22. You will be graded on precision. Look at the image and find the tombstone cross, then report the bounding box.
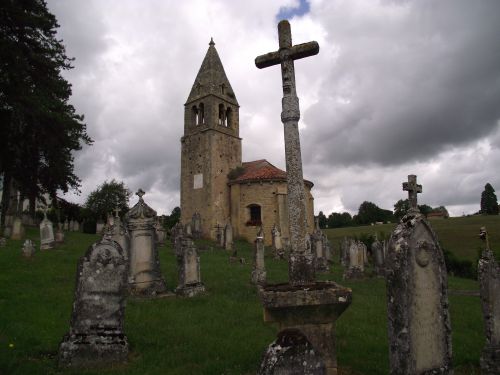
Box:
[136,189,145,200]
[403,175,422,212]
[255,20,319,285]
[113,207,121,218]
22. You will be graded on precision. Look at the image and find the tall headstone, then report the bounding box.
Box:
[224,223,233,251]
[478,227,500,374]
[96,220,105,234]
[21,239,36,258]
[125,189,168,296]
[40,211,55,250]
[55,223,65,244]
[371,239,385,276]
[58,237,129,368]
[312,219,329,272]
[64,219,69,231]
[175,233,205,297]
[11,216,25,240]
[192,212,202,239]
[343,241,365,280]
[109,208,130,261]
[386,175,452,374]
[217,223,225,248]
[155,217,166,246]
[255,20,351,375]
[340,237,350,267]
[251,227,267,285]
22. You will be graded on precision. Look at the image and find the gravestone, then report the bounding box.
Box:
[216,223,225,247]
[58,237,129,368]
[312,220,329,272]
[109,208,130,261]
[478,227,500,374]
[55,223,65,244]
[371,239,385,276]
[340,237,350,267]
[40,212,55,250]
[155,218,166,246]
[192,212,202,239]
[96,220,105,234]
[125,189,168,296]
[21,239,36,258]
[271,224,285,259]
[224,223,233,251]
[0,237,6,248]
[64,219,69,231]
[386,175,452,374]
[323,233,333,263]
[11,216,25,240]
[343,240,365,280]
[255,21,352,375]
[251,227,267,285]
[175,233,205,297]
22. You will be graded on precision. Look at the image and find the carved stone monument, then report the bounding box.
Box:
[175,233,205,297]
[478,227,500,374]
[371,238,385,276]
[58,237,129,368]
[40,211,55,250]
[155,217,166,246]
[109,208,130,260]
[386,175,452,374]
[21,239,36,258]
[271,224,285,259]
[255,20,351,375]
[343,241,365,280]
[251,227,267,285]
[125,189,168,296]
[312,219,329,272]
[224,223,233,251]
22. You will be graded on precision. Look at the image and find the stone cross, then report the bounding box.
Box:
[255,20,319,286]
[403,174,422,212]
[114,207,121,218]
[136,189,145,200]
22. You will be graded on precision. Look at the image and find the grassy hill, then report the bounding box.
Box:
[0,218,490,374]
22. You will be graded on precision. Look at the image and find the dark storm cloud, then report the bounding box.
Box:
[302,0,500,167]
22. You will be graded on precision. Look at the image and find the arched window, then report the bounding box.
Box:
[246,204,262,226]
[225,108,232,128]
[192,105,198,126]
[218,104,225,126]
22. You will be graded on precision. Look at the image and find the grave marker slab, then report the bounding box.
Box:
[21,239,36,258]
[40,212,55,250]
[175,233,205,297]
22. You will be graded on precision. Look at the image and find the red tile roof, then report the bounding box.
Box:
[229,159,313,187]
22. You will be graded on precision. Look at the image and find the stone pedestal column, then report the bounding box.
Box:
[252,228,267,285]
[125,190,168,297]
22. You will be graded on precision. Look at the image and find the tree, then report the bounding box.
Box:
[0,0,92,226]
[85,180,131,221]
[327,212,352,228]
[394,199,433,219]
[317,211,327,228]
[355,201,394,225]
[480,183,499,215]
[164,207,181,229]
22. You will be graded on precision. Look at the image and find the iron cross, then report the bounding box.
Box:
[403,175,422,211]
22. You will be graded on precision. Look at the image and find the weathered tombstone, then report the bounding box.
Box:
[64,219,69,231]
[21,239,36,258]
[217,223,225,247]
[386,175,452,374]
[478,227,500,374]
[323,232,333,263]
[0,237,6,248]
[185,222,193,237]
[271,224,285,259]
[340,237,350,267]
[40,211,55,250]
[55,223,65,244]
[312,220,329,272]
[175,233,205,297]
[360,241,368,265]
[155,217,166,246]
[343,241,365,280]
[255,21,352,375]
[58,237,129,368]
[96,220,105,234]
[371,239,385,276]
[192,212,202,239]
[224,223,233,251]
[109,208,129,260]
[11,216,25,240]
[125,189,168,296]
[251,227,267,285]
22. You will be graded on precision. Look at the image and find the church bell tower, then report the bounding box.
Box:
[180,38,241,239]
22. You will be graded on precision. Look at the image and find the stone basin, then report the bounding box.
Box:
[260,281,352,325]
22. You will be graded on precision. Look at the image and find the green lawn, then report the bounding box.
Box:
[0,216,489,374]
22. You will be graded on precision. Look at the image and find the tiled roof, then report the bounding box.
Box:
[229,159,313,187]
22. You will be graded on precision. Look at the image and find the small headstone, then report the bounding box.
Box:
[125,189,168,296]
[343,240,365,279]
[11,216,25,240]
[0,237,6,248]
[155,218,166,246]
[96,220,105,234]
[386,175,452,374]
[251,227,266,285]
[371,239,385,276]
[63,219,69,231]
[40,212,55,250]
[224,223,233,251]
[55,223,65,244]
[478,227,500,374]
[271,224,285,259]
[175,233,205,297]
[21,239,36,258]
[58,237,129,368]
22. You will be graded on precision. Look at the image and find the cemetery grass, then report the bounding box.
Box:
[0,223,486,375]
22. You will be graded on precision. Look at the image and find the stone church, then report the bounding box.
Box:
[180,39,314,245]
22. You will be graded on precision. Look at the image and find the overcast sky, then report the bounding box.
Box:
[46,0,500,217]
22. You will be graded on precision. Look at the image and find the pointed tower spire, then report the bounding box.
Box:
[186,39,238,105]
